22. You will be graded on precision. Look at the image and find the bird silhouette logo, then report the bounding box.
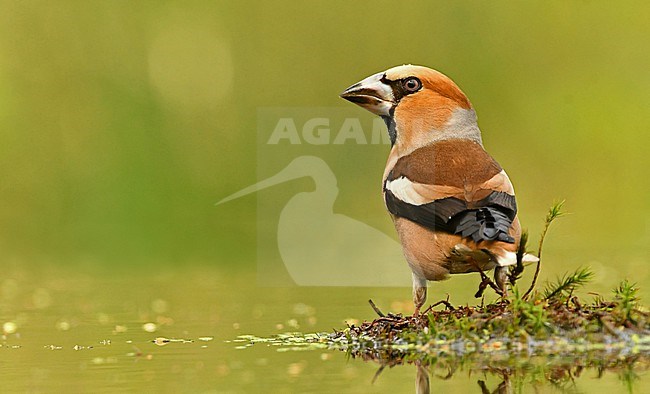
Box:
[217,155,409,286]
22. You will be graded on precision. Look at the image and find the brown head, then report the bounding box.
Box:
[340,65,481,155]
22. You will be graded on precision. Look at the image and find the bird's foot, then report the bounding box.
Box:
[474,270,504,298]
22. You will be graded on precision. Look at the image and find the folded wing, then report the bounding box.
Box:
[384,140,517,244]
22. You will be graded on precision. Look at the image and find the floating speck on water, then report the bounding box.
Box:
[232,322,240,330]
[198,336,214,342]
[153,337,193,346]
[142,322,157,333]
[3,321,17,334]
[320,353,331,361]
[99,339,111,346]
[307,316,317,326]
[44,345,62,350]
[153,337,170,346]
[234,345,248,350]
[275,323,284,330]
[73,344,84,351]
[201,345,208,348]
[126,340,132,344]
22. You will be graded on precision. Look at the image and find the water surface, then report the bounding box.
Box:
[1,263,647,393]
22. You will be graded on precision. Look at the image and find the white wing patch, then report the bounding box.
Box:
[385,177,429,206]
[386,170,514,208]
[385,177,464,206]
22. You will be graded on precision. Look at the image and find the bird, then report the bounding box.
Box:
[217,155,409,287]
[340,65,538,314]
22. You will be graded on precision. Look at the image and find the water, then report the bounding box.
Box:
[0,264,646,393]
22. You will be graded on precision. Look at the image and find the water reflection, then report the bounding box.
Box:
[415,362,430,394]
[358,348,648,393]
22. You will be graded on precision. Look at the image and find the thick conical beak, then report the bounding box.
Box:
[339,72,394,116]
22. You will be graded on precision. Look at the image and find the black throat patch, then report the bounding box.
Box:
[381,113,397,146]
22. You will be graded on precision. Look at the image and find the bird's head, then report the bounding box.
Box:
[340,65,481,154]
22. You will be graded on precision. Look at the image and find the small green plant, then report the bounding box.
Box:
[510,287,548,334]
[613,279,639,323]
[543,267,594,301]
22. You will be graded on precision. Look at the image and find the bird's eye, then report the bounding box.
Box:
[402,77,422,93]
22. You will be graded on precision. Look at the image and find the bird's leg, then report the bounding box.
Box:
[412,272,427,316]
[494,266,509,297]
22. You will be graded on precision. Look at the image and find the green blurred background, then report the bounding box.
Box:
[0,1,648,293]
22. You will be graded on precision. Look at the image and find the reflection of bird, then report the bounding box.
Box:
[415,362,430,394]
[217,155,408,286]
[341,65,537,314]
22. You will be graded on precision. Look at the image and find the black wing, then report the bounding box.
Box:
[384,189,517,243]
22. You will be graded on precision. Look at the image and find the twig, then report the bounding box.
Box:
[523,200,565,300]
[372,317,400,324]
[368,299,386,317]
[422,296,455,314]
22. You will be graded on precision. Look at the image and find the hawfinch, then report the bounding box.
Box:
[341,65,534,314]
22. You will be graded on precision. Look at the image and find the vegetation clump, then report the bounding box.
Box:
[334,272,647,350]
[331,202,649,353]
